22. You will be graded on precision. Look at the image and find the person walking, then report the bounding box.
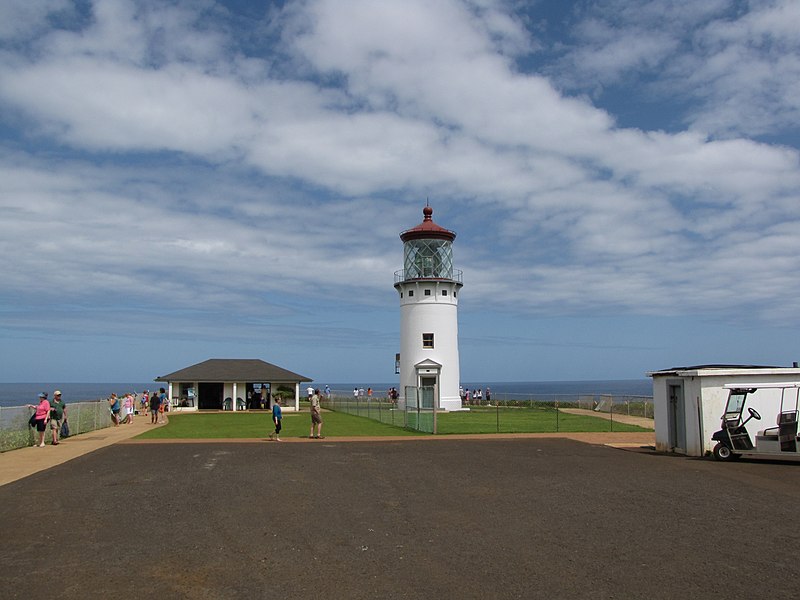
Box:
[309,389,324,439]
[49,391,67,445]
[28,392,50,447]
[149,392,161,424]
[158,388,168,423]
[270,397,282,441]
[122,393,134,424]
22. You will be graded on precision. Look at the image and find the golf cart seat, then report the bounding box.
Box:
[758,411,798,439]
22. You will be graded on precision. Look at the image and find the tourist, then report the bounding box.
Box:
[307,386,314,400]
[108,393,121,426]
[122,393,134,424]
[140,391,149,413]
[158,388,168,423]
[149,392,161,424]
[353,387,358,399]
[309,389,324,439]
[324,385,331,400]
[270,397,282,441]
[486,387,492,405]
[50,391,67,445]
[28,392,50,447]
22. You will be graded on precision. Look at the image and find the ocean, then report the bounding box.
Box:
[0,379,652,408]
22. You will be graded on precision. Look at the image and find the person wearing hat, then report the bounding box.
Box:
[309,389,324,439]
[50,391,67,445]
[27,393,50,447]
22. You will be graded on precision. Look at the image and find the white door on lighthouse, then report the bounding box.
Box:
[420,376,437,409]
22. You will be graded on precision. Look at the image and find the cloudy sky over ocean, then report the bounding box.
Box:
[1,0,799,383]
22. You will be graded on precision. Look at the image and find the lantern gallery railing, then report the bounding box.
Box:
[394,268,463,284]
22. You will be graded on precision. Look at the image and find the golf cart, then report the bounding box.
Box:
[711,382,800,461]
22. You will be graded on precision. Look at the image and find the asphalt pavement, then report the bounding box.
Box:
[2,433,800,599]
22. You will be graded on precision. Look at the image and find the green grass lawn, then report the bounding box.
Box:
[135,406,651,440]
[436,406,651,434]
[135,411,424,440]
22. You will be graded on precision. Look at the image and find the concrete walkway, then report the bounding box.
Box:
[0,413,165,487]
[0,414,655,487]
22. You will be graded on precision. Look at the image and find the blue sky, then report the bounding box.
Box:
[1,0,799,384]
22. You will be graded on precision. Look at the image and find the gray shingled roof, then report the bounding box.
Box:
[155,359,311,383]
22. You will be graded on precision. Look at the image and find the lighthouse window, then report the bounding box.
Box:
[422,333,434,349]
[408,290,414,297]
[424,289,431,296]
[442,290,448,296]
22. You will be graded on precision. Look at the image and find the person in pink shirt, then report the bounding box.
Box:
[27,392,50,447]
[122,394,134,424]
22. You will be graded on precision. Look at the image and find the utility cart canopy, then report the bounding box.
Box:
[723,382,800,389]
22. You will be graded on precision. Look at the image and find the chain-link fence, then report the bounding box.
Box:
[320,395,407,428]
[323,390,654,434]
[0,401,115,452]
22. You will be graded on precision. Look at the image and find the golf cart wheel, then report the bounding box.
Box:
[713,442,733,461]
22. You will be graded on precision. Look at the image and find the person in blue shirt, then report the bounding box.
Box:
[270,397,282,441]
[109,393,121,427]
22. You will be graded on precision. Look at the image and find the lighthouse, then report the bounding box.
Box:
[394,205,463,412]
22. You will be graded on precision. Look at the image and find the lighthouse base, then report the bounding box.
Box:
[439,396,465,412]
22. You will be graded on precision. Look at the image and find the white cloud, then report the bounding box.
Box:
[556,0,800,140]
[1,0,800,357]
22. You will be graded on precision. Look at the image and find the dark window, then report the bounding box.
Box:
[442,289,448,296]
[408,290,414,297]
[424,289,431,296]
[422,333,434,348]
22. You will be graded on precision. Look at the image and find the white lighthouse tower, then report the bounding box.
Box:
[394,205,463,412]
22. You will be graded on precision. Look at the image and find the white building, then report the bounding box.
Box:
[648,364,800,456]
[394,205,463,412]
[155,358,312,412]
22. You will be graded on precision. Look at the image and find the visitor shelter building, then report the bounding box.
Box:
[155,358,312,412]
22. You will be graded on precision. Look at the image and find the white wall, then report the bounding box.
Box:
[397,280,461,411]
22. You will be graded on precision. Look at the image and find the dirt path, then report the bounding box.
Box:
[559,407,654,428]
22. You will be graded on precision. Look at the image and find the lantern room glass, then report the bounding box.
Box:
[403,238,454,279]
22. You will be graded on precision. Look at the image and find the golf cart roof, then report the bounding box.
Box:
[723,382,800,390]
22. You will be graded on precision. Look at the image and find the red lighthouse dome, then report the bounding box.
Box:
[399,205,456,243]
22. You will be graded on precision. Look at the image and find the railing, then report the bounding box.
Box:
[394,269,463,284]
[0,401,115,452]
[322,391,654,434]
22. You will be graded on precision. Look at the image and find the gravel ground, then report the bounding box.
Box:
[1,438,799,599]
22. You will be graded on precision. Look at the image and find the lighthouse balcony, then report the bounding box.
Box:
[394,268,463,284]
